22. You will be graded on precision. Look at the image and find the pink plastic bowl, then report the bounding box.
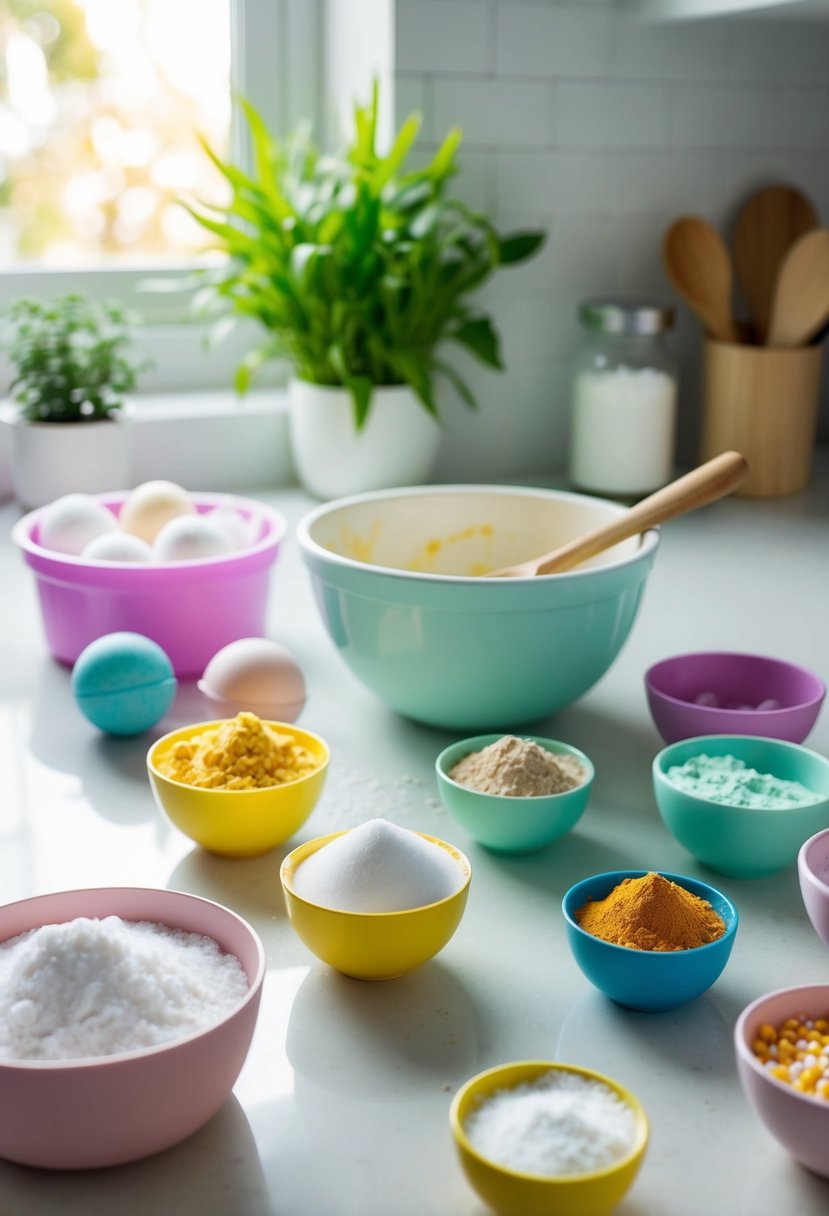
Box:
[798,828,829,950]
[645,651,825,745]
[0,887,265,1170]
[12,492,286,677]
[735,984,829,1178]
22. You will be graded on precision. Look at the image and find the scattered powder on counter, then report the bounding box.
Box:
[292,818,464,913]
[0,916,248,1061]
[464,1070,636,1177]
[576,872,725,952]
[158,711,318,790]
[449,735,585,797]
[666,753,822,809]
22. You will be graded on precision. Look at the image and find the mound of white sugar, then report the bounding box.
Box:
[465,1070,636,1177]
[293,818,464,913]
[0,915,248,1061]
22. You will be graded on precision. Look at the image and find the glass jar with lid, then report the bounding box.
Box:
[569,298,678,497]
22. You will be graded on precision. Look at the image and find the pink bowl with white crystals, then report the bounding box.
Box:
[735,983,829,1178]
[12,492,286,677]
[0,887,265,1170]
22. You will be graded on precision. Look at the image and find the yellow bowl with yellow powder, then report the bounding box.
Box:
[562,870,738,1012]
[147,717,330,857]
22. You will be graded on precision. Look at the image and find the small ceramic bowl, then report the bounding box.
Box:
[653,735,829,878]
[435,735,594,854]
[450,1061,649,1216]
[645,651,825,744]
[147,720,330,857]
[0,886,265,1170]
[735,984,829,1179]
[798,827,829,949]
[280,830,471,980]
[562,870,738,1012]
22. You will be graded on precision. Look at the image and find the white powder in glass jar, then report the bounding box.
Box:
[0,915,248,1061]
[465,1069,636,1177]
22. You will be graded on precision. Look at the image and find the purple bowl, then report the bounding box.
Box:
[645,651,825,745]
[12,493,286,678]
[798,827,829,949]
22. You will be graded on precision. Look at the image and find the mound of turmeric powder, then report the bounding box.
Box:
[576,872,725,952]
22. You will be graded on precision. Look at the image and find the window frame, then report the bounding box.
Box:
[0,0,322,384]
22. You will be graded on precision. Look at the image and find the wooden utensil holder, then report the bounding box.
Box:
[701,338,823,498]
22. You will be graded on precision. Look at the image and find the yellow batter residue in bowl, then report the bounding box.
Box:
[158,712,319,790]
[407,524,495,573]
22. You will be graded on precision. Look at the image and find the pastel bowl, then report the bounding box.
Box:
[435,735,594,854]
[653,735,829,878]
[562,870,738,1012]
[280,830,471,980]
[147,720,330,858]
[450,1061,649,1216]
[296,485,659,730]
[12,492,286,677]
[645,651,825,744]
[798,828,829,949]
[0,886,264,1170]
[735,984,829,1178]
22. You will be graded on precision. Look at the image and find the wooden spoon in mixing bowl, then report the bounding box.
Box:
[488,451,749,578]
[663,217,740,344]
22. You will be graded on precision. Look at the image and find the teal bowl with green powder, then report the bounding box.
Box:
[653,735,829,878]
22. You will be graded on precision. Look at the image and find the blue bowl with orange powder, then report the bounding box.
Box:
[562,870,738,1012]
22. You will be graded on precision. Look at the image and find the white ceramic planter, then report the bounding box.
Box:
[8,407,134,509]
[288,380,441,500]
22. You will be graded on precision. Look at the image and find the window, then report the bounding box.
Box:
[0,0,318,385]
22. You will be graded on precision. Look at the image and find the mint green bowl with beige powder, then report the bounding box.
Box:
[296,486,659,731]
[436,735,594,853]
[654,735,829,878]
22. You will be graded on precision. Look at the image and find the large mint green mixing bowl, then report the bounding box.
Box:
[296,486,660,730]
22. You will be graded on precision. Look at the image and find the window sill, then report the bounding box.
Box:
[0,389,295,503]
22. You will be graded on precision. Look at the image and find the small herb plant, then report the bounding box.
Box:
[186,84,544,428]
[2,294,150,423]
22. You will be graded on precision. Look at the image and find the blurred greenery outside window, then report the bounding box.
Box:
[0,0,306,387]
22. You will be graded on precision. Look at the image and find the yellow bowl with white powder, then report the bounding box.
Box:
[436,735,594,854]
[148,717,329,857]
[280,829,472,980]
[450,1061,649,1216]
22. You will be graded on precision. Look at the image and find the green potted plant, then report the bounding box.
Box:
[186,85,544,498]
[1,293,150,509]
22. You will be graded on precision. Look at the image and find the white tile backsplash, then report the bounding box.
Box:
[394,1,829,479]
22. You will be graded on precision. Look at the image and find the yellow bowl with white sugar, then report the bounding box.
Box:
[436,735,594,853]
[280,830,472,979]
[450,1062,649,1216]
[148,718,330,857]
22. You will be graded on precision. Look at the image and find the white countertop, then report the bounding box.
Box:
[1,461,829,1216]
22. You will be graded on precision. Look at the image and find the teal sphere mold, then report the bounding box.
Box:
[72,632,177,736]
[436,735,594,853]
[653,735,829,878]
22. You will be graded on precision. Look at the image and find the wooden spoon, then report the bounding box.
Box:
[663,217,740,344]
[488,451,749,578]
[766,228,829,349]
[733,185,818,342]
